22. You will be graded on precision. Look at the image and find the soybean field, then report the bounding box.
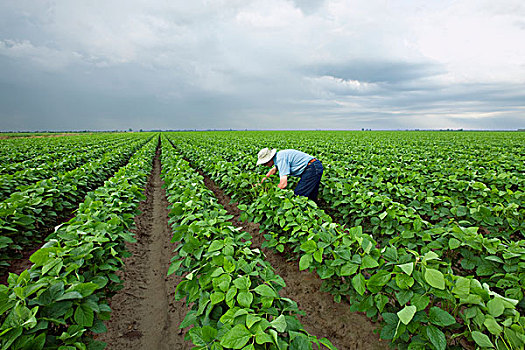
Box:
[0,131,523,350]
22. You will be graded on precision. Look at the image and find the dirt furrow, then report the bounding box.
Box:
[100,146,192,350]
[195,169,387,350]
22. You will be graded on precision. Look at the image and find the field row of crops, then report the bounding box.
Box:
[1,131,523,349]
[160,137,336,349]
[165,131,525,350]
[0,134,134,174]
[1,134,339,349]
[0,133,155,273]
[0,135,140,201]
[1,134,157,349]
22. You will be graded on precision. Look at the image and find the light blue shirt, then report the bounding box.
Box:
[274,149,315,177]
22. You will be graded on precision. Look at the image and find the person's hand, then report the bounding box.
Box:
[260,176,267,184]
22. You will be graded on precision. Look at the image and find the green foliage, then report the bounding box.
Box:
[160,138,332,349]
[0,134,137,201]
[0,133,155,272]
[0,135,157,349]
[164,131,525,350]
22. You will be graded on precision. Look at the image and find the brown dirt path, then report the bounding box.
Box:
[197,171,387,350]
[99,146,192,350]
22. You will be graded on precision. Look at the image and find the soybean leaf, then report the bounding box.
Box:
[74,303,94,327]
[452,276,470,297]
[319,337,337,350]
[91,276,108,289]
[0,327,22,350]
[270,315,287,333]
[340,263,359,276]
[395,274,414,290]
[367,271,391,293]
[91,319,107,334]
[208,240,224,252]
[216,274,232,292]
[56,291,83,301]
[374,294,389,313]
[397,305,416,325]
[300,240,317,254]
[202,325,218,343]
[471,331,494,348]
[411,294,430,311]
[382,313,398,325]
[233,277,251,290]
[255,333,273,345]
[352,274,366,296]
[424,268,445,290]
[397,262,414,276]
[448,238,461,249]
[429,307,456,327]
[226,286,238,305]
[254,284,278,298]
[483,316,503,336]
[290,333,311,350]
[361,255,379,269]
[167,260,182,276]
[487,298,504,318]
[210,292,225,305]
[313,249,323,263]
[395,290,414,306]
[246,315,261,329]
[237,291,253,308]
[190,327,207,346]
[220,324,252,349]
[426,325,446,350]
[299,254,312,271]
[423,251,440,262]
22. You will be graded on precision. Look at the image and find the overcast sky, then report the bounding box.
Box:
[1,0,524,131]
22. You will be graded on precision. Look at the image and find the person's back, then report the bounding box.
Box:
[273,149,315,177]
[257,148,323,201]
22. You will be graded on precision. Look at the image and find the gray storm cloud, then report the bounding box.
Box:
[0,0,524,131]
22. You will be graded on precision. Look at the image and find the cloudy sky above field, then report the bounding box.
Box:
[0,0,524,131]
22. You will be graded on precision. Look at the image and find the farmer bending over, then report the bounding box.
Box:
[257,148,323,201]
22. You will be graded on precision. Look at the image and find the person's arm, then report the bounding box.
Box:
[278,175,288,189]
[261,167,277,183]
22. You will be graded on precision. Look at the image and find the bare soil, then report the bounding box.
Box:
[99,146,192,349]
[198,171,387,350]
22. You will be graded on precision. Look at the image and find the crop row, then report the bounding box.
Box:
[319,162,523,237]
[160,137,336,350]
[165,133,525,350]
[187,131,524,191]
[167,133,525,309]
[0,135,157,349]
[0,133,135,175]
[0,134,153,273]
[0,136,143,202]
[173,132,524,242]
